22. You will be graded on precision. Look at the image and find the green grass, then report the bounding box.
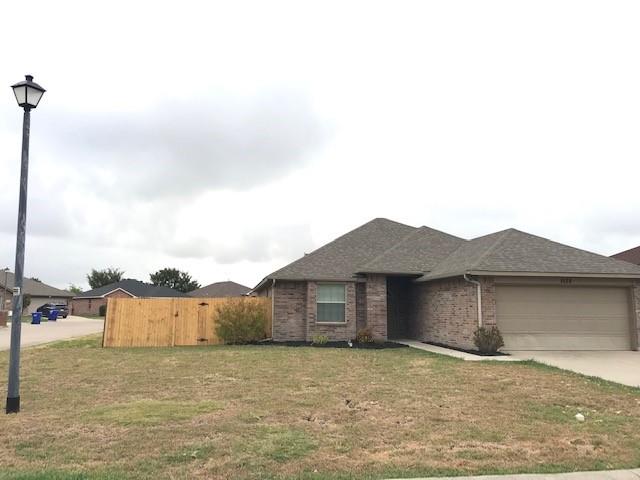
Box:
[1,335,639,480]
[20,316,48,323]
[85,400,223,426]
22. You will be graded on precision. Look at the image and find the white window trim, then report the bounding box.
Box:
[316,283,347,324]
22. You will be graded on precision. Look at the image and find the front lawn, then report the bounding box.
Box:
[1,336,639,480]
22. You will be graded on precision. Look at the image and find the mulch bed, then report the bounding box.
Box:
[259,340,408,349]
[423,341,509,357]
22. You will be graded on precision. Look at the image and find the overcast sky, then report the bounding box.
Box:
[0,1,639,291]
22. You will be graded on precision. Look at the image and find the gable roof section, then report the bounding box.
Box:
[420,229,640,280]
[358,226,466,274]
[0,272,74,298]
[612,245,640,265]
[188,281,251,297]
[263,218,417,282]
[74,279,188,298]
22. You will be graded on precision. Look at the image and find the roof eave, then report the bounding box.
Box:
[467,270,640,279]
[356,270,424,276]
[417,270,640,282]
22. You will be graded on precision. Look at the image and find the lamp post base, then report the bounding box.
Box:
[6,396,20,414]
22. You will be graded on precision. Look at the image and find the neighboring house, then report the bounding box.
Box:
[72,279,187,315]
[612,246,640,266]
[0,271,74,315]
[188,281,251,298]
[253,218,640,352]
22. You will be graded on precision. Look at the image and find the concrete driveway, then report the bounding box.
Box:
[509,350,640,388]
[0,316,104,351]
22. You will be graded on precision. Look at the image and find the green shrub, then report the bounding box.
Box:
[473,326,504,354]
[215,299,268,344]
[355,327,375,344]
[98,304,107,317]
[311,334,329,345]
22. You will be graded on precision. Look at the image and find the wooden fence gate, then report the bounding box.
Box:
[102,297,272,347]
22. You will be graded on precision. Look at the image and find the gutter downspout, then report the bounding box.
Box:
[463,274,483,328]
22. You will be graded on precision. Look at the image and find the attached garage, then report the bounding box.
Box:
[497,285,633,351]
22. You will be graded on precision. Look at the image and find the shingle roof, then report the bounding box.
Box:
[74,279,187,298]
[263,218,418,282]
[188,281,250,298]
[0,272,74,298]
[358,226,465,274]
[420,229,640,280]
[256,220,640,290]
[611,245,640,265]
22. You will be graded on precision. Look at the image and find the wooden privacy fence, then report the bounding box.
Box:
[102,297,272,347]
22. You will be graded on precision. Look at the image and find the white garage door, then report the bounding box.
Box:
[496,286,631,351]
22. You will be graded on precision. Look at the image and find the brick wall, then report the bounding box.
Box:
[272,281,307,341]
[72,290,133,316]
[306,282,357,341]
[409,277,495,350]
[271,280,360,342]
[365,274,387,340]
[356,283,367,331]
[480,277,497,327]
[633,282,640,351]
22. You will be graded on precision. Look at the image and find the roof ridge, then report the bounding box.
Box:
[418,225,467,242]
[359,228,424,270]
[268,218,416,277]
[612,245,640,256]
[467,229,515,271]
[506,229,636,262]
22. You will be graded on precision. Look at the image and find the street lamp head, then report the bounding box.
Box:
[11,75,45,110]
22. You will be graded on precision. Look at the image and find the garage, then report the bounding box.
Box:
[497,285,632,351]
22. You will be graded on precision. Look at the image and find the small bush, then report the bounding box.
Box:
[215,299,268,344]
[98,304,107,317]
[355,327,375,344]
[311,334,329,345]
[473,326,504,354]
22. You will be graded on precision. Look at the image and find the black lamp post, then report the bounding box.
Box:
[6,75,45,414]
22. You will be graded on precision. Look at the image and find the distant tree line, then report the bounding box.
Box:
[82,267,200,293]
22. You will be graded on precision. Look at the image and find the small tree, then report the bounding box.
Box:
[150,268,200,293]
[23,294,31,310]
[87,268,124,289]
[68,284,83,295]
[215,299,268,344]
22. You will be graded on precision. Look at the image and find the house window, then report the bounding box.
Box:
[317,284,346,323]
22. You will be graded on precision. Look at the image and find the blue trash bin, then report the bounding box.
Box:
[31,312,42,324]
[48,309,58,321]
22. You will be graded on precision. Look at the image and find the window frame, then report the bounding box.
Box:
[316,282,347,324]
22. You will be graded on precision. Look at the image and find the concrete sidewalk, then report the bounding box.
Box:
[389,468,640,479]
[0,316,104,351]
[396,339,520,362]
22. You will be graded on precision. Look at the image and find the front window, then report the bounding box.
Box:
[317,284,346,323]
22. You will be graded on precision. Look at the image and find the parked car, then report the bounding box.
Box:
[36,303,69,318]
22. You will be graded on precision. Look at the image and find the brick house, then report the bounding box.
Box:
[0,271,74,315]
[72,279,186,315]
[253,218,640,351]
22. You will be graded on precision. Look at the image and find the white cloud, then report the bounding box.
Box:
[0,0,638,290]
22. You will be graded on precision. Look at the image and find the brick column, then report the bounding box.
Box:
[305,282,317,341]
[480,277,497,327]
[366,274,387,340]
[632,282,640,351]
